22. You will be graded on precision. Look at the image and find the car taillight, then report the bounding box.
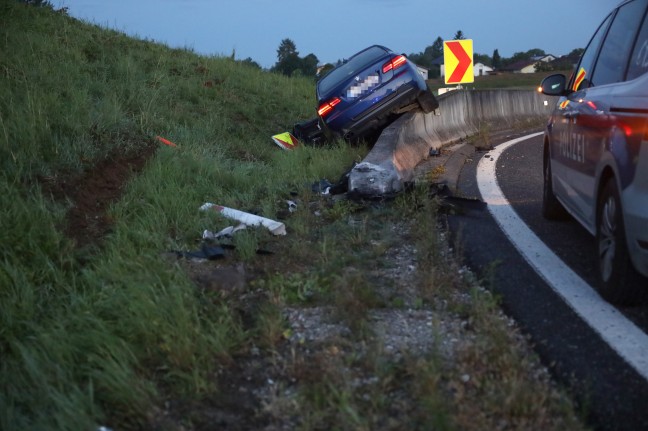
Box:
[318,97,341,117]
[382,55,407,74]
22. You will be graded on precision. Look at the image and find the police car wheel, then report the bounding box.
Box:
[596,179,646,306]
[542,154,568,220]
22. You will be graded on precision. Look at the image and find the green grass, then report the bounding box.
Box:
[1,2,588,430]
[0,1,354,429]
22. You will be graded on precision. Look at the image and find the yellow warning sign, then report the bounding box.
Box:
[443,39,474,85]
[271,132,299,150]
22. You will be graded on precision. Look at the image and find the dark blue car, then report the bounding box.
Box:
[316,45,438,141]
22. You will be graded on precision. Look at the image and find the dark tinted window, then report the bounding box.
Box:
[572,13,612,91]
[318,46,388,96]
[628,6,648,80]
[591,0,648,86]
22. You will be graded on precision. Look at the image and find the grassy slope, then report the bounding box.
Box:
[0,2,361,429]
[1,2,588,430]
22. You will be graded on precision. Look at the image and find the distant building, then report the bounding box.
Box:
[439,61,493,78]
[434,53,556,76]
[503,60,539,73]
[474,62,493,76]
[548,54,581,71]
[433,56,493,78]
[501,54,557,74]
[531,54,557,63]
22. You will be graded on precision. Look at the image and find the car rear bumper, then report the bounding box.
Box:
[326,82,421,140]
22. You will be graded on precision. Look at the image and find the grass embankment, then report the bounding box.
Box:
[1,2,588,430]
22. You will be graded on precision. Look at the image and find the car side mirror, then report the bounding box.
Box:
[538,74,569,96]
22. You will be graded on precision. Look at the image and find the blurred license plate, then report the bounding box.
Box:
[347,74,380,99]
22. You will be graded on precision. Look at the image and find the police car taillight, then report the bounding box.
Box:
[621,123,633,137]
[318,97,341,118]
[382,55,407,74]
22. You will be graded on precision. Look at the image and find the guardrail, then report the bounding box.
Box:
[348,89,560,197]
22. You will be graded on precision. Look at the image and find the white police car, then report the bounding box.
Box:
[539,0,648,305]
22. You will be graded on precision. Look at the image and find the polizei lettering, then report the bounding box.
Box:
[559,131,585,163]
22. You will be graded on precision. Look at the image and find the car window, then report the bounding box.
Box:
[627,5,648,80]
[591,0,648,86]
[572,13,613,91]
[318,46,388,96]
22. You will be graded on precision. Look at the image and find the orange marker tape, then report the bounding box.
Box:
[155,136,177,147]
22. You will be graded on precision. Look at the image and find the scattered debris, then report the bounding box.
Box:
[174,244,226,260]
[271,132,299,150]
[292,117,324,144]
[200,203,286,236]
[429,147,441,157]
[311,179,332,195]
[155,135,177,147]
[203,224,247,240]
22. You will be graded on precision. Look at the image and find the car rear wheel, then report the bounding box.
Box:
[417,90,439,114]
[596,179,646,306]
[542,154,568,220]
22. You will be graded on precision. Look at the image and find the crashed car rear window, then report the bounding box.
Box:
[318,46,388,95]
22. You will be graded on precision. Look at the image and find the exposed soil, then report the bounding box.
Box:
[41,142,157,250]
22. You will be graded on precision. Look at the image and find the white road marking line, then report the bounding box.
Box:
[476,132,648,382]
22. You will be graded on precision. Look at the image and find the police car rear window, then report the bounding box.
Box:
[591,0,647,86]
[628,6,648,80]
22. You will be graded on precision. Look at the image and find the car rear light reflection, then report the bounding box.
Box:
[318,97,341,117]
[382,55,407,74]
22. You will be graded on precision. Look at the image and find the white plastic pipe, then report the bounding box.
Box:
[200,203,286,236]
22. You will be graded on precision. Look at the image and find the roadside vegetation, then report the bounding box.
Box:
[1,1,588,430]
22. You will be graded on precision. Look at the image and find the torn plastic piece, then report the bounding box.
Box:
[176,244,226,260]
[203,223,247,240]
[286,200,297,213]
[429,147,441,157]
[156,135,177,147]
[329,163,355,195]
[194,241,273,256]
[272,132,299,150]
[311,179,332,195]
[200,203,286,236]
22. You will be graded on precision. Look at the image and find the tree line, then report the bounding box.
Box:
[265,32,584,79]
[406,31,584,78]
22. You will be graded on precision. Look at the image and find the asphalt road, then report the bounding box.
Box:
[447,131,648,431]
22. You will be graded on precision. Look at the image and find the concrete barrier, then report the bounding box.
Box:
[348,89,559,197]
